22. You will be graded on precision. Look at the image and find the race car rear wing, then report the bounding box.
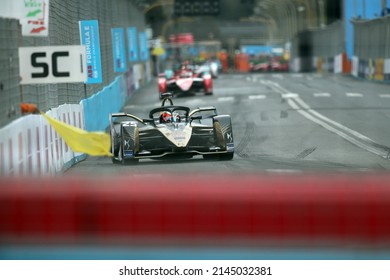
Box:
[189,106,218,117]
[109,113,153,125]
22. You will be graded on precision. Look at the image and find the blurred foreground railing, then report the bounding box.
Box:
[1,173,390,259]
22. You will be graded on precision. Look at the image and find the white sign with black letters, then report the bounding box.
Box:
[19,45,86,84]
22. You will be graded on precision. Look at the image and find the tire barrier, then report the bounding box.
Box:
[1,173,390,248]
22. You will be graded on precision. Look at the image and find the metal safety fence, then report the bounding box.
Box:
[290,21,345,72]
[353,16,390,60]
[352,16,390,81]
[0,18,21,128]
[0,0,147,128]
[290,15,390,81]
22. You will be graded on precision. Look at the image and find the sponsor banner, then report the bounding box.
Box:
[139,31,149,61]
[0,0,19,18]
[111,28,127,72]
[374,58,384,81]
[79,20,103,84]
[352,56,359,77]
[384,58,390,81]
[127,27,139,62]
[19,0,50,36]
[18,45,86,84]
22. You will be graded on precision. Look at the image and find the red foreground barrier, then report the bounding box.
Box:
[1,173,390,246]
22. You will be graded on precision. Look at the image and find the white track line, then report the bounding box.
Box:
[313,93,331,97]
[346,92,363,97]
[217,97,234,102]
[248,95,266,100]
[282,93,299,98]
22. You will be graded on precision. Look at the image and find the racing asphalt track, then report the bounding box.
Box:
[65,72,390,176]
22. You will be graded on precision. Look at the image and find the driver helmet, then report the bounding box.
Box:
[160,111,173,123]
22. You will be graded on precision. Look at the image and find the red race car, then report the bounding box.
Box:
[158,63,213,99]
[270,57,289,72]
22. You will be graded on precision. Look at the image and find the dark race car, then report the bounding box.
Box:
[109,94,234,164]
[158,64,213,99]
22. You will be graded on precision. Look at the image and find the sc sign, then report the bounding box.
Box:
[19,46,87,84]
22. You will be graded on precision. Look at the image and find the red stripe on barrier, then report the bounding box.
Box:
[18,132,23,175]
[45,125,49,174]
[36,127,41,176]
[78,112,81,129]
[8,139,13,176]
[63,113,68,152]
[49,126,54,164]
[1,174,390,246]
[27,128,32,175]
[53,127,59,161]
[45,126,49,174]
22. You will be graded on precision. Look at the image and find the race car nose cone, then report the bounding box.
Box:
[176,78,193,91]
